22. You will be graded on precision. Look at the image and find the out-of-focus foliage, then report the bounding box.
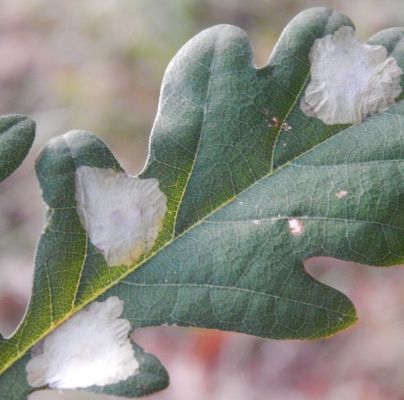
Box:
[0,115,35,182]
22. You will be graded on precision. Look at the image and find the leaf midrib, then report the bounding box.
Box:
[204,215,404,232]
[171,33,218,237]
[119,281,355,318]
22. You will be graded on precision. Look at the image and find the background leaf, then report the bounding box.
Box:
[0,115,35,183]
[2,7,404,399]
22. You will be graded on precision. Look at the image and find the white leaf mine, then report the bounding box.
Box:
[288,218,304,236]
[301,26,403,124]
[75,166,167,267]
[336,190,348,199]
[26,297,139,389]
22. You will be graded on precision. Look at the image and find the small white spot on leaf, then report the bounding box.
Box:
[26,297,138,389]
[288,218,304,236]
[281,121,292,131]
[271,116,280,128]
[75,166,167,267]
[336,190,348,199]
[301,26,403,124]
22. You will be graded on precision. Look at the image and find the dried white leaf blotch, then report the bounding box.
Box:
[75,166,167,267]
[288,218,304,236]
[301,26,403,124]
[336,190,348,199]
[26,297,139,389]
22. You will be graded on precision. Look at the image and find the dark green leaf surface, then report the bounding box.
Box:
[2,7,404,399]
[0,115,35,182]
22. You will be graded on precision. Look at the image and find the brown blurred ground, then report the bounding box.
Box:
[2,1,404,399]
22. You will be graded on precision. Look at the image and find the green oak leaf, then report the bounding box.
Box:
[2,6,404,399]
[0,115,35,183]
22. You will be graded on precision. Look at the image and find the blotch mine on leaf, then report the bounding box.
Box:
[336,190,348,198]
[300,26,403,124]
[26,297,139,389]
[75,166,167,267]
[288,218,304,236]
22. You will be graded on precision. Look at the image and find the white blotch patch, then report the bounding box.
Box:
[252,219,262,225]
[281,121,292,131]
[26,297,139,389]
[288,218,304,236]
[75,166,167,267]
[336,190,348,199]
[301,26,403,124]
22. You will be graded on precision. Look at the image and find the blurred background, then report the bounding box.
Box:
[2,0,404,399]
